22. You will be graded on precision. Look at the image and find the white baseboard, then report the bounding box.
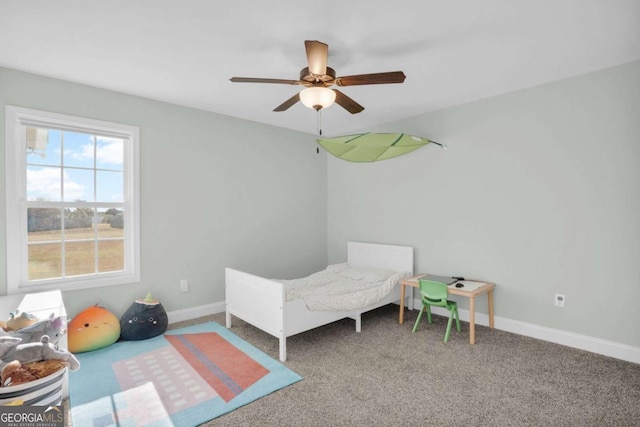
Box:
[166,301,225,324]
[168,299,640,365]
[417,298,640,365]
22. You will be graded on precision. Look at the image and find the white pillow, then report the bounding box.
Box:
[325,263,349,274]
[340,266,395,282]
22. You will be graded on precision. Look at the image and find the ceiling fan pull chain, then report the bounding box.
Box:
[316,110,322,153]
[318,110,322,136]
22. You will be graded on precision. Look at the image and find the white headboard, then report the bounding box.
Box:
[347,241,414,274]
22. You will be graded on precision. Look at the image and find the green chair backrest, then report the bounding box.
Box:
[418,279,449,308]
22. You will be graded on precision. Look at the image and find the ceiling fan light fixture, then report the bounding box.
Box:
[230,40,405,114]
[300,87,336,111]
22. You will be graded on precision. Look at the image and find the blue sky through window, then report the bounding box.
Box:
[27,127,124,202]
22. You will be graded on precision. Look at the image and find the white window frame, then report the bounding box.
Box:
[5,106,140,294]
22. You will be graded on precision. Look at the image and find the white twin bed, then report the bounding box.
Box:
[225,241,414,361]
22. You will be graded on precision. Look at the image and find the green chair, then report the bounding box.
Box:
[412,279,461,342]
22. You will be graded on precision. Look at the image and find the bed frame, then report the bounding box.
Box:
[225,241,414,361]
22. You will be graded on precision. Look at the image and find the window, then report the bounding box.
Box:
[5,106,140,293]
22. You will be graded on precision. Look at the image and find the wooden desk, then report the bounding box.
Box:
[399,275,495,344]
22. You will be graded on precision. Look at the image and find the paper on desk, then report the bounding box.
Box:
[448,280,487,292]
[408,274,457,285]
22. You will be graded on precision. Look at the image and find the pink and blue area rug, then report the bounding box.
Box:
[69,321,302,426]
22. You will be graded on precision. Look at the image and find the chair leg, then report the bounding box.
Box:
[412,305,424,333]
[454,305,461,332]
[426,304,432,324]
[444,309,454,342]
[444,310,453,342]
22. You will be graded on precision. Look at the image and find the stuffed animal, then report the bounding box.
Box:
[1,311,38,332]
[1,360,37,386]
[0,337,22,361]
[120,293,168,341]
[1,360,68,387]
[0,335,80,372]
[9,314,65,346]
[12,336,80,370]
[68,304,121,353]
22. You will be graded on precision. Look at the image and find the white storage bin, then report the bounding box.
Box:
[0,366,67,406]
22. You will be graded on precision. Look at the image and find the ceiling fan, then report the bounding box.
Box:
[230,40,406,114]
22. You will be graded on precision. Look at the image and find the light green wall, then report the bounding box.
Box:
[327,61,640,347]
[3,61,639,349]
[0,67,328,318]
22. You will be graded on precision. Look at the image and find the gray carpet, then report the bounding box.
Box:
[67,304,640,426]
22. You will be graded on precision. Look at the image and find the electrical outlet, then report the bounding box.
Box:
[554,293,565,308]
[180,279,189,292]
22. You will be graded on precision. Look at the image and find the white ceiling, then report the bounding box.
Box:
[1,1,639,136]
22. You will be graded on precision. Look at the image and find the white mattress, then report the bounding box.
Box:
[276,263,409,311]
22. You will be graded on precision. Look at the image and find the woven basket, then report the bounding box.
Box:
[0,366,67,406]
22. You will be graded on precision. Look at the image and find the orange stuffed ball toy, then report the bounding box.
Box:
[68,304,121,353]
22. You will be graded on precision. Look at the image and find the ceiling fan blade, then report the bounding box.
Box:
[305,40,328,76]
[230,77,302,85]
[333,89,364,114]
[273,93,301,112]
[336,71,406,86]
